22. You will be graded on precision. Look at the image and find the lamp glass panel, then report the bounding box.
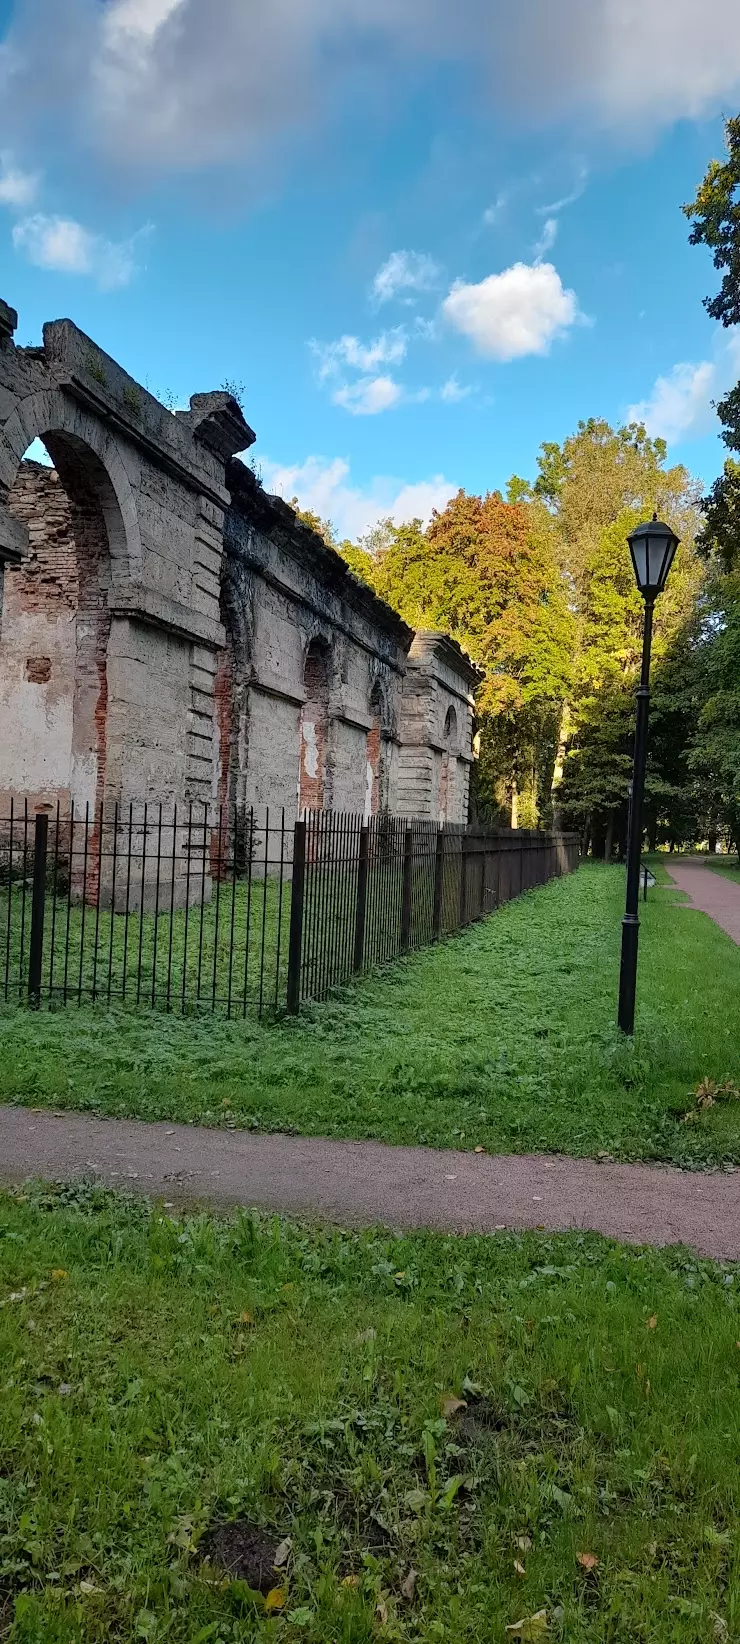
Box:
[647,534,667,588]
[630,537,649,590]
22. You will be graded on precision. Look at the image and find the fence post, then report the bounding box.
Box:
[286,818,306,1014]
[458,832,468,926]
[400,826,413,950]
[354,824,370,972]
[433,826,445,938]
[28,812,48,1008]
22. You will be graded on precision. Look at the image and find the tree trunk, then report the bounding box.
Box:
[511,781,519,830]
[604,816,615,862]
[550,700,571,831]
[708,828,718,855]
[648,816,658,852]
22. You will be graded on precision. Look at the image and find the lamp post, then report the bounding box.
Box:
[617,513,679,1035]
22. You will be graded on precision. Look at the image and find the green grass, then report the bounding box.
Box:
[1,875,291,1017]
[704,859,740,884]
[2,865,740,1168]
[1,1182,739,1642]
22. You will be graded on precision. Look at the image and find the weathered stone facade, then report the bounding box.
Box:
[0,298,476,824]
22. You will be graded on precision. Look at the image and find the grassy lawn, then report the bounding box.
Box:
[704,860,740,884]
[1,1182,739,1643]
[1,864,740,1168]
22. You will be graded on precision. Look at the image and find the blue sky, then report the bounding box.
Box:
[1,0,740,538]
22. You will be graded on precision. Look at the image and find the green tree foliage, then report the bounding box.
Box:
[684,114,740,566]
[686,571,740,847]
[291,500,338,548]
[526,422,702,851]
[342,492,574,824]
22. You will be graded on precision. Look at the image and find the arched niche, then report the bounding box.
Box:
[439,704,458,823]
[299,636,331,812]
[366,678,390,820]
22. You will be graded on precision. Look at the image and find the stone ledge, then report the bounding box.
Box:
[108,586,225,648]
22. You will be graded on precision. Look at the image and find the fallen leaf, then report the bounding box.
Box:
[342,1574,360,1588]
[440,1393,467,1420]
[710,1613,729,1642]
[264,1587,286,1613]
[376,1597,389,1624]
[516,1536,532,1552]
[474,1145,486,1154]
[514,1560,526,1577]
[237,1311,254,1326]
[51,1269,68,1282]
[646,1315,657,1330]
[576,1552,599,1571]
[79,1580,102,1596]
[57,1382,72,1397]
[400,1569,417,1600]
[506,1610,549,1638]
[273,1538,292,1568]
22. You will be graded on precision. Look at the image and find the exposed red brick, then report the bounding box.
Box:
[299,644,329,814]
[366,719,381,816]
[25,656,52,684]
[5,453,112,899]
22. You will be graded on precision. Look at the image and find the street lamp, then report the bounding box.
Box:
[617,513,679,1035]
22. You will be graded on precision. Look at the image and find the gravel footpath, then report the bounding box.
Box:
[2,1105,739,1260]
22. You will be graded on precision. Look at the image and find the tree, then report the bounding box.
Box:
[291,500,338,548]
[341,493,574,825]
[685,569,740,848]
[521,422,702,852]
[684,114,740,565]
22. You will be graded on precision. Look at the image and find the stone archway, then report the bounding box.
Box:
[0,418,136,816]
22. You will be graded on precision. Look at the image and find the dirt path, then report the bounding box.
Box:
[2,1105,739,1260]
[666,859,740,944]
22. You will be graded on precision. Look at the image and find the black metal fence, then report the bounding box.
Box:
[0,800,579,1017]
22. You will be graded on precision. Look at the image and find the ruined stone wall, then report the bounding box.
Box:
[396,632,478,824]
[0,457,111,815]
[220,464,412,826]
[0,300,480,833]
[0,302,254,816]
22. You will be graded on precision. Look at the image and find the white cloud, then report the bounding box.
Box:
[372,250,443,306]
[482,191,509,227]
[4,0,740,183]
[259,454,455,540]
[440,375,472,402]
[11,212,144,288]
[533,217,558,259]
[311,329,407,380]
[627,335,740,445]
[332,375,403,415]
[0,153,38,208]
[443,261,581,361]
[536,163,589,216]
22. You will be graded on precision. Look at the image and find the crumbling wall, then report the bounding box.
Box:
[222,462,412,825]
[0,455,111,815]
[0,301,254,815]
[397,632,478,824]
